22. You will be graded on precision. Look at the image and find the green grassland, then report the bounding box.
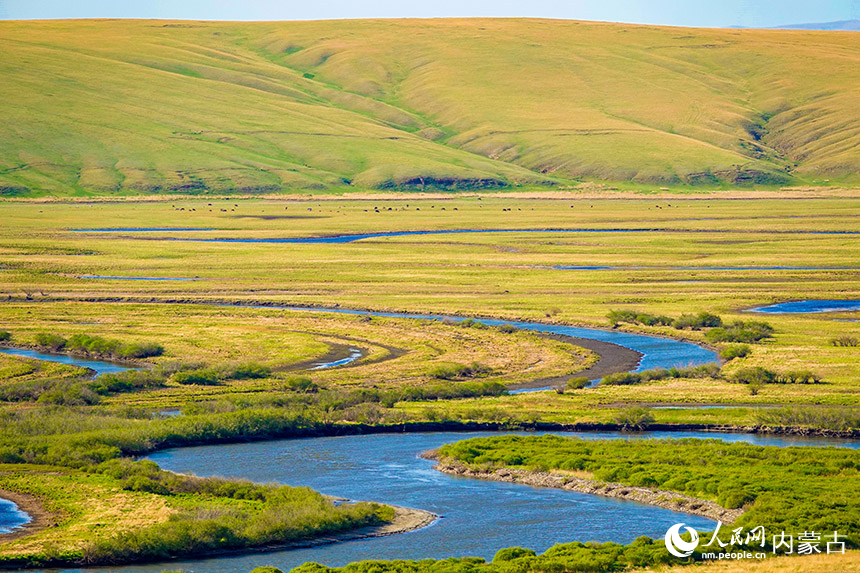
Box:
[3,19,860,195]
[0,194,859,570]
[1,195,858,421]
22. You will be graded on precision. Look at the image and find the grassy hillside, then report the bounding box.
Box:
[1,18,860,195]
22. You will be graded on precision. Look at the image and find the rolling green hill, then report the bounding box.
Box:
[2,18,860,195]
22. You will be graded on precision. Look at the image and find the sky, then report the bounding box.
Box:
[0,0,858,28]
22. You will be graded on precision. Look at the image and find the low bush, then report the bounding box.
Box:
[282,375,318,393]
[831,335,859,347]
[173,368,220,385]
[36,382,101,406]
[566,377,590,390]
[612,407,655,430]
[0,330,11,342]
[730,366,822,385]
[497,324,518,334]
[756,406,860,431]
[730,366,777,385]
[34,332,164,359]
[705,321,774,343]
[673,312,722,330]
[601,364,720,385]
[493,547,537,562]
[719,344,751,361]
[777,369,822,384]
[428,362,492,380]
[607,310,672,327]
[89,370,167,395]
[219,362,271,380]
[35,332,67,351]
[459,318,487,329]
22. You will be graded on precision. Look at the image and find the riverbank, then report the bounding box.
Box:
[0,491,53,543]
[424,452,743,524]
[517,332,642,389]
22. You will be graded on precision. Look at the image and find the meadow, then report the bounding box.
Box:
[0,193,858,570]
[3,19,860,195]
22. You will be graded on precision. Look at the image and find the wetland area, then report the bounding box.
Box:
[1,196,859,573]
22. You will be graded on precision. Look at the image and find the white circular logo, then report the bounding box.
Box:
[665,523,700,558]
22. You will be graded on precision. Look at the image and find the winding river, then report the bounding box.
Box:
[224,305,717,373]
[0,348,133,377]
[58,429,848,573]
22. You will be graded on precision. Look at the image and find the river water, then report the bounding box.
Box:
[39,430,852,573]
[0,499,30,535]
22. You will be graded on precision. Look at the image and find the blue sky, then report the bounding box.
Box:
[0,0,857,28]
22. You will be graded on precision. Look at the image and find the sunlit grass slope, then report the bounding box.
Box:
[2,18,860,196]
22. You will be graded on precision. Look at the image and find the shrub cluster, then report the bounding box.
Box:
[731,367,822,385]
[171,362,271,386]
[607,310,774,343]
[33,332,164,359]
[756,406,860,431]
[0,330,11,342]
[607,310,673,327]
[704,321,774,343]
[428,362,493,380]
[601,364,720,386]
[831,335,859,347]
[719,343,751,361]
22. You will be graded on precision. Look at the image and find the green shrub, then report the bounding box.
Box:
[89,370,167,395]
[566,377,590,390]
[493,547,537,562]
[173,369,220,385]
[35,332,67,351]
[459,318,487,329]
[673,312,722,330]
[731,366,777,385]
[602,372,642,386]
[36,382,101,406]
[756,406,860,431]
[282,375,318,393]
[0,331,10,342]
[497,324,517,334]
[220,362,271,380]
[602,364,720,385]
[122,475,171,495]
[831,335,859,347]
[777,369,822,384]
[719,344,751,360]
[612,407,655,429]
[607,310,672,327]
[428,362,492,380]
[705,320,774,343]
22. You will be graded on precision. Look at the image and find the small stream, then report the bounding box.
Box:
[0,348,134,377]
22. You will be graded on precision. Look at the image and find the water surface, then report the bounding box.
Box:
[751,300,860,314]
[312,348,363,370]
[97,429,859,573]
[0,498,30,534]
[0,348,134,377]
[71,228,860,244]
